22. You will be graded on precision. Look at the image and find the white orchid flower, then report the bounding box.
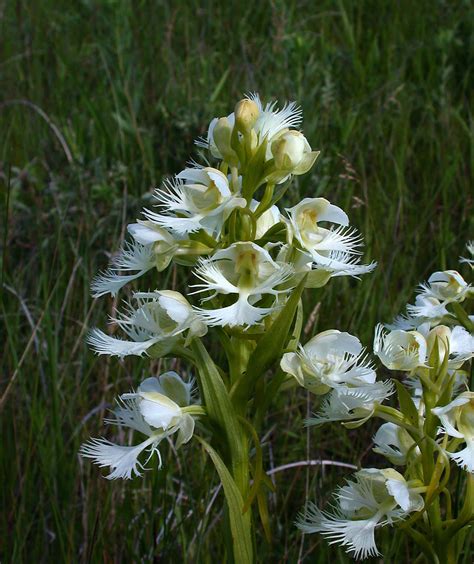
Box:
[373,422,418,465]
[432,392,474,473]
[373,324,427,371]
[460,240,474,267]
[80,372,197,479]
[91,223,181,298]
[297,468,424,560]
[286,198,376,277]
[87,290,207,358]
[306,381,394,427]
[418,270,470,302]
[191,242,294,327]
[91,241,154,298]
[281,330,376,394]
[143,167,246,237]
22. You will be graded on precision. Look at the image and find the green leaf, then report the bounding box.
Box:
[196,436,253,564]
[394,380,419,425]
[190,339,248,492]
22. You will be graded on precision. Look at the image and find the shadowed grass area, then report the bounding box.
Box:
[1,1,473,562]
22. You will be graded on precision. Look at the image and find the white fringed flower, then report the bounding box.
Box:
[281,330,376,394]
[403,270,470,324]
[418,270,469,302]
[87,290,207,358]
[80,372,196,479]
[306,381,394,427]
[373,325,427,371]
[91,222,180,297]
[91,240,156,298]
[373,422,418,465]
[191,242,294,327]
[432,392,474,473]
[144,167,246,237]
[286,198,376,277]
[297,468,424,560]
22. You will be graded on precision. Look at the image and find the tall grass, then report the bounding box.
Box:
[1,1,473,561]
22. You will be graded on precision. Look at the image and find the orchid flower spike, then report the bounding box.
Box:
[87,290,207,358]
[306,381,394,427]
[432,391,474,473]
[297,468,424,560]
[80,372,197,479]
[144,167,246,237]
[281,330,376,394]
[286,198,376,278]
[191,242,294,327]
[373,324,428,371]
[373,422,418,465]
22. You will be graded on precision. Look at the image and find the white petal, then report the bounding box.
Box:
[296,503,380,560]
[79,436,159,480]
[106,397,153,436]
[449,440,474,473]
[195,296,274,327]
[127,223,171,245]
[91,241,155,297]
[87,328,157,358]
[139,393,181,429]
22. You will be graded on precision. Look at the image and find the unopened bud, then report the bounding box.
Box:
[234,99,259,133]
[427,325,451,362]
[212,117,235,161]
[271,130,319,177]
[271,131,306,169]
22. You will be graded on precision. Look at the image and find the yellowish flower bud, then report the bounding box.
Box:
[234,99,259,133]
[271,130,318,174]
[426,325,451,363]
[212,117,235,161]
[271,131,305,168]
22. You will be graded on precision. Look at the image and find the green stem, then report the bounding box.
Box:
[374,405,419,434]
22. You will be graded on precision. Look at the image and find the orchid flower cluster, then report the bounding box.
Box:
[81,94,376,562]
[297,243,474,561]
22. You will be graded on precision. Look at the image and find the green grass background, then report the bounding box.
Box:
[1,0,473,562]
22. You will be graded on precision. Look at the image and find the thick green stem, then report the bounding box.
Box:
[190,338,253,562]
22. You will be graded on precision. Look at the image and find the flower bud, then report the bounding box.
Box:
[234,99,259,133]
[426,325,451,363]
[271,130,319,176]
[272,131,306,169]
[212,117,235,162]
